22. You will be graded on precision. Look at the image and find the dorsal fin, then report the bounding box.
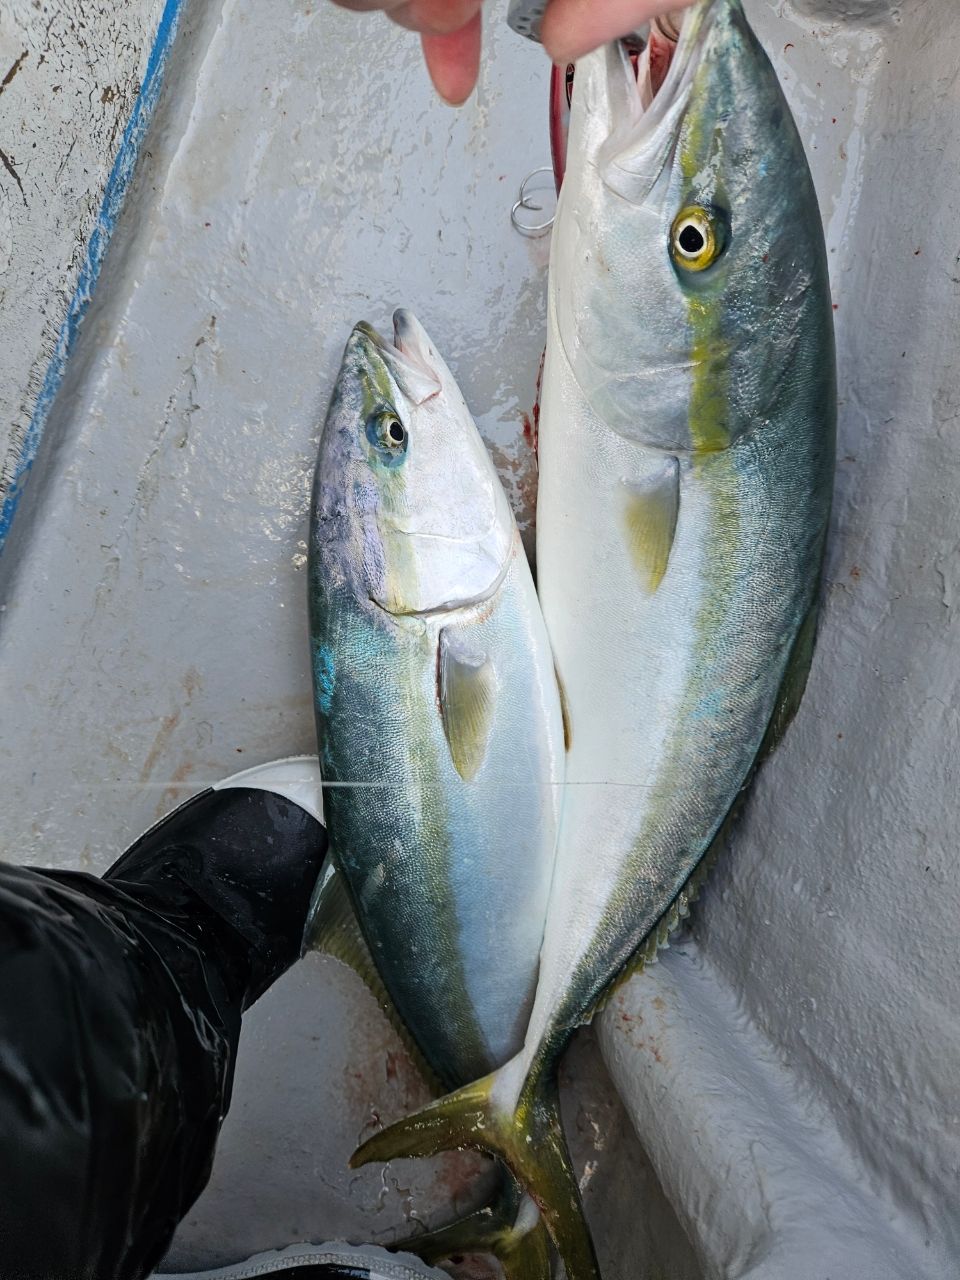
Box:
[623,457,680,594]
[304,864,439,1090]
[438,628,497,782]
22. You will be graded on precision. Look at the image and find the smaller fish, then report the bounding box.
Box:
[308,311,565,1279]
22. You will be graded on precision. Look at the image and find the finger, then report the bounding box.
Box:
[420,7,482,105]
[541,0,695,64]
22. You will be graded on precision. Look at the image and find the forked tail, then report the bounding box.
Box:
[351,1065,600,1280]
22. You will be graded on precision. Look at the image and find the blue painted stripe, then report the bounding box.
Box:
[0,0,186,552]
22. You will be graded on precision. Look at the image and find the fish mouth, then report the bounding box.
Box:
[599,0,727,201]
[352,312,442,407]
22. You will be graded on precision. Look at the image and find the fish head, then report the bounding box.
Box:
[555,0,832,452]
[315,310,514,616]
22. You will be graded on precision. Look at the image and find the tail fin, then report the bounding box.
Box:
[351,1066,600,1280]
[395,1178,551,1280]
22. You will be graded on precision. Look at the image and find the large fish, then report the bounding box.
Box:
[353,5,837,1278]
[307,311,565,1276]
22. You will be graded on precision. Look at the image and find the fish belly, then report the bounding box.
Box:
[317,555,563,1085]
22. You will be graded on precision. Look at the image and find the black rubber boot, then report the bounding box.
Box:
[104,760,328,1010]
[0,760,326,1280]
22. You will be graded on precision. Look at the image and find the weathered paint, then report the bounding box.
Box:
[0,0,178,545]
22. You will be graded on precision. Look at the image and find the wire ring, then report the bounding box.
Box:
[510,166,556,238]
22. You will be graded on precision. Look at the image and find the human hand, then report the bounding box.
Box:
[330,0,697,106]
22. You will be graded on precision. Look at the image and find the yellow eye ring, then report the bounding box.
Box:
[670,206,725,273]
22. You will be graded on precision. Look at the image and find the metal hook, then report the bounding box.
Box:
[510,166,556,238]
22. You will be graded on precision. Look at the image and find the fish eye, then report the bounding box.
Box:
[366,410,408,462]
[670,206,727,273]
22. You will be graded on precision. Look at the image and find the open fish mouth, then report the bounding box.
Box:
[598,0,727,201]
[549,2,727,197]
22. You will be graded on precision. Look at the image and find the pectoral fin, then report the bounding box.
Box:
[439,629,497,782]
[623,457,680,594]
